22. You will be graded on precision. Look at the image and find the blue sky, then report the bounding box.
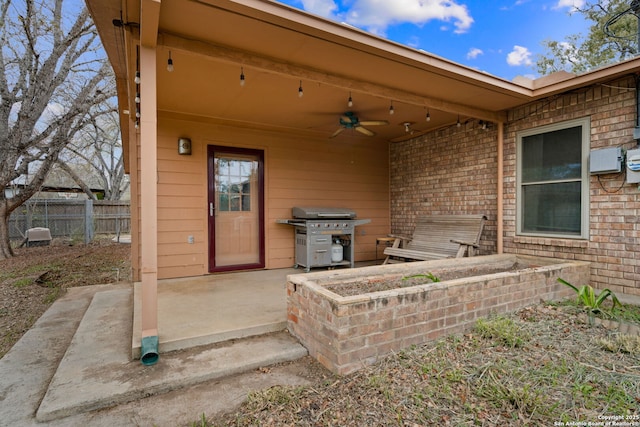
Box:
[275,0,591,81]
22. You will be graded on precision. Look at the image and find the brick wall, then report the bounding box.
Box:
[503,76,640,296]
[287,255,588,375]
[390,121,498,256]
[391,75,640,297]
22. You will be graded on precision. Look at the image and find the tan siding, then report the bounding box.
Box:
[137,113,390,279]
[129,121,141,281]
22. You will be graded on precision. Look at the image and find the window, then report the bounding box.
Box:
[215,157,257,212]
[516,118,589,238]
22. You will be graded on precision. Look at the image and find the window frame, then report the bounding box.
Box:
[516,117,590,239]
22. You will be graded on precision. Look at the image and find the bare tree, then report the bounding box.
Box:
[0,0,114,258]
[59,107,129,201]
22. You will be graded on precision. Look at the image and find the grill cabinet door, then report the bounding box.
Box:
[309,235,332,266]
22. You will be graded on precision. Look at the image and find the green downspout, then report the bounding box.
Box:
[140,336,159,366]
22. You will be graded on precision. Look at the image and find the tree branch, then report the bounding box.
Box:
[55,160,97,200]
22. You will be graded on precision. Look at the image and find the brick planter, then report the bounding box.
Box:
[286,254,590,375]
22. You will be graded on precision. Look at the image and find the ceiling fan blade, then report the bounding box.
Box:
[355,126,375,136]
[330,127,346,138]
[359,120,389,126]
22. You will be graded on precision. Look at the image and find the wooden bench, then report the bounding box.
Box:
[382,214,487,264]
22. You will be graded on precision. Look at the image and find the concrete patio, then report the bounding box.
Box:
[132,268,297,357]
[0,266,330,425]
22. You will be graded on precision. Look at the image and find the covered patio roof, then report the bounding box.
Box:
[87,0,640,163]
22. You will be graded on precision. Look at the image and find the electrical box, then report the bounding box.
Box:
[627,147,640,184]
[590,147,622,175]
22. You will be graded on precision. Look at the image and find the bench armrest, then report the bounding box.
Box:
[387,234,412,249]
[388,234,411,242]
[450,239,479,247]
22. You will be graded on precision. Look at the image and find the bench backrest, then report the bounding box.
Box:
[406,215,487,257]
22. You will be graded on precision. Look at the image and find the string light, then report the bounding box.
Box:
[298,80,303,98]
[456,115,461,127]
[426,109,431,122]
[347,92,353,107]
[167,51,174,72]
[389,101,394,115]
[240,67,245,87]
[134,71,140,84]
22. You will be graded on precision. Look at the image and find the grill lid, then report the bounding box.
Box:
[292,206,357,219]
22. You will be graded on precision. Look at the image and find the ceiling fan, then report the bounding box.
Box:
[330,111,389,138]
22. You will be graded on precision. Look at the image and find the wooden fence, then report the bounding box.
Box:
[8,199,130,243]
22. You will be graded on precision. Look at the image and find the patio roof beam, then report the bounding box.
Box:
[140,0,161,48]
[159,32,508,124]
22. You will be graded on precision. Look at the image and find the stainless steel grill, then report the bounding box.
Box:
[277,207,370,272]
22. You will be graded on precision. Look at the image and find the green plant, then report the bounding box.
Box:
[610,303,640,324]
[557,278,621,316]
[190,413,210,427]
[474,316,530,348]
[402,272,440,283]
[44,287,62,304]
[12,277,33,288]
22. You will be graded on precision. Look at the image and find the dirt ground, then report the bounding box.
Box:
[2,241,640,425]
[214,304,640,426]
[0,237,131,358]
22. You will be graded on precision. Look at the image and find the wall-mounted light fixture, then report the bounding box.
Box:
[178,137,192,155]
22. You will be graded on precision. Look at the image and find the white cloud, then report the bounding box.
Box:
[507,45,532,66]
[466,47,483,59]
[341,0,474,36]
[553,0,585,11]
[300,0,340,19]
[406,35,421,48]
